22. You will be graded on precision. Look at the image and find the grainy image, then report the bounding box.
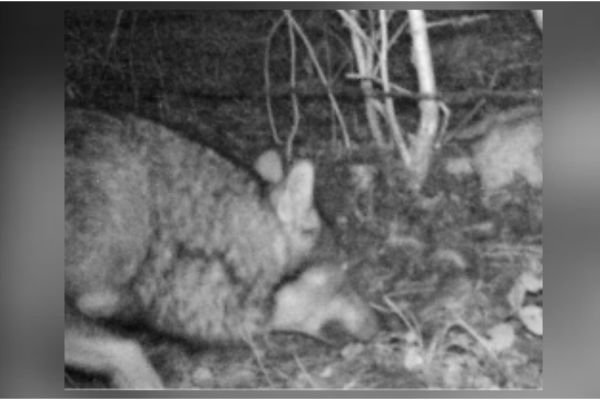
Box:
[65,10,542,389]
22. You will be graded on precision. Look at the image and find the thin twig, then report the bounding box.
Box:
[342,10,385,146]
[336,10,377,54]
[345,73,413,97]
[264,15,285,145]
[105,9,124,61]
[284,11,301,162]
[451,316,497,359]
[388,16,409,51]
[293,351,317,388]
[424,320,451,376]
[434,102,451,149]
[379,10,410,165]
[426,13,491,29]
[379,10,409,164]
[383,295,423,349]
[321,20,339,144]
[242,330,274,387]
[285,10,350,148]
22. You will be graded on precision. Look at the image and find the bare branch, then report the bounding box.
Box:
[286,10,350,148]
[284,11,301,161]
[379,10,410,164]
[264,15,286,145]
[336,10,378,54]
[407,10,439,191]
[426,13,490,30]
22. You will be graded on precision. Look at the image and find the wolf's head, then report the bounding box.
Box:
[269,259,380,343]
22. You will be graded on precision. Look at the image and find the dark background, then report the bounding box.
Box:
[0,2,598,397]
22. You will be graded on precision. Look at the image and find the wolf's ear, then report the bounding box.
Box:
[254,149,283,184]
[273,161,315,224]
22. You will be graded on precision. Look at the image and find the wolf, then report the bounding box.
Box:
[65,109,378,389]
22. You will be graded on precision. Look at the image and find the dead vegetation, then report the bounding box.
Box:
[65,9,542,389]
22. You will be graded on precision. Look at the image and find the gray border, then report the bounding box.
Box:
[3,2,600,397]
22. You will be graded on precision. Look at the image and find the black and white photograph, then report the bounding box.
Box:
[64,9,543,390]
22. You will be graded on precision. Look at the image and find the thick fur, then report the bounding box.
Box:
[65,109,324,387]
